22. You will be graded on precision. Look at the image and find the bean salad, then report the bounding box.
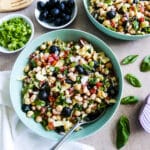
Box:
[89,0,150,35]
[21,38,118,133]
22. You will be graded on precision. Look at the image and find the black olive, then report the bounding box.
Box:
[122,20,129,28]
[106,10,116,19]
[52,71,58,77]
[22,104,31,113]
[65,79,74,84]
[59,2,66,11]
[37,1,45,11]
[41,82,50,92]
[133,0,139,3]
[55,126,65,133]
[84,70,90,75]
[64,8,72,15]
[61,107,72,117]
[38,89,49,101]
[50,0,60,6]
[54,18,62,26]
[51,8,60,17]
[94,60,99,68]
[76,65,85,74]
[85,109,105,121]
[39,11,49,21]
[107,86,118,97]
[67,0,75,8]
[64,14,71,23]
[46,16,55,23]
[87,84,94,90]
[49,45,60,55]
[118,7,125,14]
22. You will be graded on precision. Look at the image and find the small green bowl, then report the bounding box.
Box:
[10,29,123,141]
[83,0,150,40]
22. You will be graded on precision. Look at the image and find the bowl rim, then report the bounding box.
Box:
[0,14,34,54]
[10,29,123,141]
[34,0,78,29]
[83,0,150,40]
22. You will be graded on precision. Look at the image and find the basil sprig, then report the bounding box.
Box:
[116,115,130,149]
[140,55,150,72]
[121,96,139,104]
[121,55,138,65]
[125,74,141,87]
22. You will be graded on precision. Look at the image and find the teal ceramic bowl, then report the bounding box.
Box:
[10,29,123,141]
[83,0,150,40]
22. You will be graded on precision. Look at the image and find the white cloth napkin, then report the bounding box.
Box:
[0,71,95,150]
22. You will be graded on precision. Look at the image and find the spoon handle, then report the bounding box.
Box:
[50,122,81,150]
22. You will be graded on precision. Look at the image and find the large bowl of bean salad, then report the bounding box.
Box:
[10,29,123,140]
[83,0,150,40]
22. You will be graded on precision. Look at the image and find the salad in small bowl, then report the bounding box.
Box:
[83,0,150,40]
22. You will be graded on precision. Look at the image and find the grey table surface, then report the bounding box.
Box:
[0,0,150,150]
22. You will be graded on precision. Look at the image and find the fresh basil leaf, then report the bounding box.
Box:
[121,96,139,104]
[116,115,130,149]
[140,55,150,72]
[121,55,138,65]
[125,74,142,87]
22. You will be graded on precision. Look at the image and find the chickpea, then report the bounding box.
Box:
[74,110,81,117]
[27,111,34,118]
[30,94,36,102]
[83,102,88,109]
[40,44,46,50]
[74,83,82,91]
[82,86,89,94]
[90,94,96,100]
[56,105,63,112]
[36,116,42,123]
[52,109,60,115]
[47,112,52,117]
[74,94,83,102]
[86,108,92,114]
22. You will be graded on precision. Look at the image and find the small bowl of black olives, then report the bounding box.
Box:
[35,0,77,29]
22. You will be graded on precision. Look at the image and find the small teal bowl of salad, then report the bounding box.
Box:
[10,29,123,141]
[0,14,34,54]
[83,0,150,40]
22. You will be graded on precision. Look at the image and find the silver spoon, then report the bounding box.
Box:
[50,109,106,150]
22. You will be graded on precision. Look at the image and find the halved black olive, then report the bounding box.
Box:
[106,10,116,19]
[65,79,74,84]
[49,45,60,55]
[107,86,118,97]
[22,104,31,113]
[61,107,72,117]
[76,65,85,74]
[55,126,65,133]
[38,89,49,101]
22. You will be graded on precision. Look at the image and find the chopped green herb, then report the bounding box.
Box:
[73,103,83,111]
[34,99,46,106]
[88,77,98,85]
[63,70,68,75]
[76,76,81,83]
[0,17,31,51]
[132,20,139,31]
[89,61,95,67]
